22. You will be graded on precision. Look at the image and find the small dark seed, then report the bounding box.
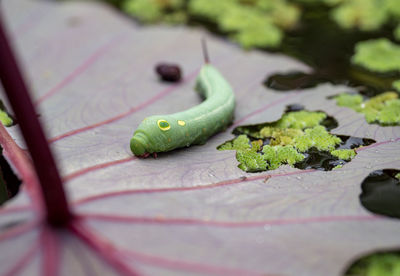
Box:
[155,63,182,82]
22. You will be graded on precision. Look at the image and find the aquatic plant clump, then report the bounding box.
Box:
[0,110,13,127]
[218,109,367,172]
[334,92,400,125]
[393,80,400,92]
[189,0,299,49]
[331,0,388,31]
[352,39,400,73]
[262,145,305,170]
[331,149,356,161]
[0,101,14,127]
[122,0,186,24]
[345,251,400,276]
[395,25,400,41]
[117,0,301,49]
[330,0,400,31]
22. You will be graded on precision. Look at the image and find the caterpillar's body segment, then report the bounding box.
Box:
[130,64,235,156]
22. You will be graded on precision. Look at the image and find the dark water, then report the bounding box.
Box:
[294,136,375,171]
[336,135,376,150]
[360,169,400,219]
[0,146,21,205]
[294,148,344,171]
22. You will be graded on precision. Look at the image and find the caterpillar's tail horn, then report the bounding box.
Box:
[201,38,210,64]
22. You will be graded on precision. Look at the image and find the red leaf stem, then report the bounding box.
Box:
[41,226,61,276]
[82,213,381,228]
[0,13,71,226]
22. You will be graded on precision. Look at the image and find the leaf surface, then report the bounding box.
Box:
[1,0,400,275]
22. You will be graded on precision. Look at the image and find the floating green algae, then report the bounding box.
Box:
[218,106,374,172]
[262,145,305,170]
[393,80,400,92]
[189,0,299,49]
[331,149,356,161]
[293,125,341,152]
[0,111,13,127]
[115,0,302,49]
[122,0,186,24]
[218,134,252,151]
[394,25,400,41]
[329,0,400,31]
[0,101,14,127]
[331,0,388,31]
[334,91,400,125]
[352,39,400,73]
[344,251,400,276]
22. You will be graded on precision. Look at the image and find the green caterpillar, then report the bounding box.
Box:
[130,64,235,157]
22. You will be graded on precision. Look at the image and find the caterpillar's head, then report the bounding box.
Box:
[130,116,185,156]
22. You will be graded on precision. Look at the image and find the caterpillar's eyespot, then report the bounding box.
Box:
[178,120,186,126]
[157,119,170,131]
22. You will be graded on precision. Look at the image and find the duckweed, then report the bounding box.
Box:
[219,108,371,172]
[334,92,400,125]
